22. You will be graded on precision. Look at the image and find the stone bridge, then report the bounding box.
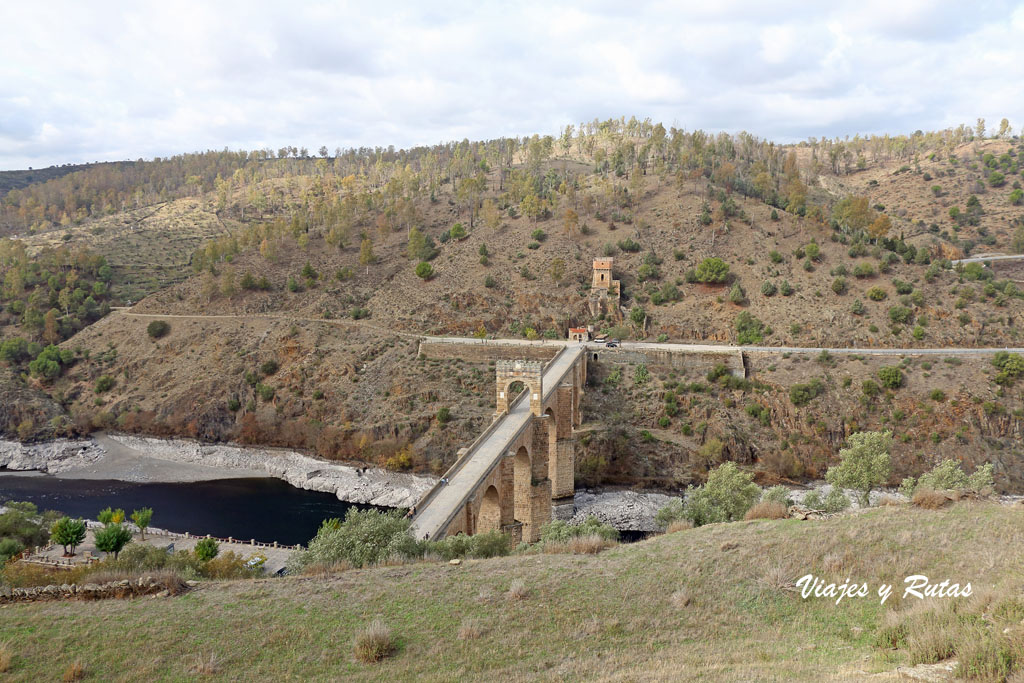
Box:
[410,345,587,542]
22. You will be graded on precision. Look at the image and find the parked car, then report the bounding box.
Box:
[606,339,620,348]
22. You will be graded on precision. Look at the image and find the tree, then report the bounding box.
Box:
[93,523,133,559]
[825,431,892,507]
[194,537,219,561]
[682,462,761,526]
[130,508,153,540]
[50,517,86,557]
[563,208,579,236]
[42,308,60,345]
[549,258,566,282]
[97,507,125,524]
[481,199,500,230]
[359,238,376,266]
[868,214,891,241]
[998,118,1012,138]
[415,262,434,279]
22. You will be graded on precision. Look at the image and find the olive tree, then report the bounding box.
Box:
[825,431,892,507]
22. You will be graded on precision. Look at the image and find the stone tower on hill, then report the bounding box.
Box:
[589,257,621,318]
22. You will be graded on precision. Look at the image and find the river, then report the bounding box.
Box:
[0,471,378,546]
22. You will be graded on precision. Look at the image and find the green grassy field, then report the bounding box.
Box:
[2,501,1023,681]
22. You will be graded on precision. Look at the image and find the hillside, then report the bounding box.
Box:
[1,501,1022,681]
[2,120,1024,492]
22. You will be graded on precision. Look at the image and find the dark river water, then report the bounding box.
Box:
[0,473,379,546]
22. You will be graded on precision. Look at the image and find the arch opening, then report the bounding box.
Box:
[513,446,531,525]
[478,485,501,533]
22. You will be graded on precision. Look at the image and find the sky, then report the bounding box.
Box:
[2,0,1023,170]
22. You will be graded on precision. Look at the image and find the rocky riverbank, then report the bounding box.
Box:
[0,434,434,509]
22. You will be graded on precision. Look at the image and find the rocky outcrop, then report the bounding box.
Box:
[569,490,682,532]
[0,439,104,473]
[106,435,435,508]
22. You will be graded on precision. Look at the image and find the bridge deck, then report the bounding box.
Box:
[410,345,584,540]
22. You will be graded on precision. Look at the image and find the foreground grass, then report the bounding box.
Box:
[2,502,1023,681]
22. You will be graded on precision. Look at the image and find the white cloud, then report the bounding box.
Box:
[1,0,1022,169]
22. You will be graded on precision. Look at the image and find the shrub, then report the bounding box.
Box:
[415,261,434,279]
[735,311,766,345]
[878,366,904,389]
[888,306,912,325]
[805,242,820,261]
[728,283,745,304]
[353,619,394,663]
[94,375,115,394]
[789,378,825,406]
[825,431,892,507]
[147,320,170,339]
[694,257,730,283]
[821,487,851,512]
[682,462,761,526]
[930,389,946,402]
[260,359,279,376]
[761,485,793,507]
[851,299,865,315]
[866,286,887,301]
[654,499,686,529]
[540,516,619,544]
[194,537,219,562]
[779,280,793,296]
[427,530,510,560]
[769,250,783,263]
[484,275,496,288]
[436,406,451,425]
[900,460,994,498]
[761,280,777,297]
[288,509,421,571]
[853,263,875,278]
[831,277,847,295]
[744,501,788,520]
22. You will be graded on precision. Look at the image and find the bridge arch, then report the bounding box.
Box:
[512,445,531,527]
[496,360,543,416]
[477,485,501,533]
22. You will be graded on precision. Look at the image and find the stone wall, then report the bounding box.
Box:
[418,341,558,363]
[590,348,746,377]
[0,575,190,604]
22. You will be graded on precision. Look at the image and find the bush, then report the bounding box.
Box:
[866,286,887,301]
[851,299,865,315]
[779,280,793,296]
[789,378,824,406]
[288,509,421,571]
[769,250,783,263]
[735,311,766,345]
[825,431,892,507]
[415,261,434,279]
[744,501,788,520]
[831,277,847,295]
[540,516,619,544]
[888,306,912,325]
[761,485,793,507]
[194,537,219,562]
[805,242,820,261]
[728,283,745,305]
[436,406,451,425]
[929,389,946,402]
[694,257,730,283]
[899,460,994,498]
[146,320,170,339]
[853,263,875,278]
[353,619,394,663]
[654,499,686,529]
[878,366,904,389]
[682,462,761,526]
[427,530,510,560]
[761,280,777,297]
[260,359,279,376]
[94,375,115,394]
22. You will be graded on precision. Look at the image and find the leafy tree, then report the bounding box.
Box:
[415,261,434,280]
[549,258,566,282]
[682,462,761,526]
[728,283,745,305]
[94,523,133,559]
[131,508,153,540]
[194,537,220,562]
[630,306,646,327]
[868,214,892,240]
[98,507,125,524]
[359,238,376,265]
[826,431,892,506]
[449,223,467,240]
[49,517,86,556]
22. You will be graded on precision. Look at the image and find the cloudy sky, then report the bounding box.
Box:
[2,1,1023,170]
